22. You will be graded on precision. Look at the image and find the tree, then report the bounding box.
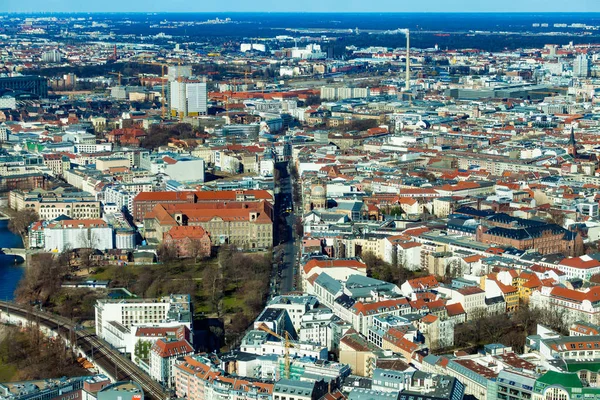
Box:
[202,264,223,315]
[290,165,299,181]
[15,253,68,305]
[388,206,403,217]
[391,247,399,269]
[549,211,566,227]
[78,248,96,273]
[586,241,600,255]
[444,259,463,281]
[422,172,437,183]
[157,242,177,263]
[78,231,100,273]
[362,252,395,282]
[303,95,321,107]
[140,123,197,150]
[343,119,379,132]
[134,340,152,362]
[8,209,38,240]
[0,325,88,380]
[57,246,75,271]
[187,239,206,263]
[294,217,304,237]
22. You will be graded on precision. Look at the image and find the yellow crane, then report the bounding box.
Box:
[244,67,251,86]
[257,324,294,379]
[135,55,170,119]
[402,91,417,106]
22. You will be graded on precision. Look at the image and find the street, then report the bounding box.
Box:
[273,166,299,295]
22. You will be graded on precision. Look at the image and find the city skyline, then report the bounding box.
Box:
[2,0,600,13]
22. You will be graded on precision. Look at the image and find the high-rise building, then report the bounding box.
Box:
[573,54,591,78]
[41,49,62,63]
[169,80,207,117]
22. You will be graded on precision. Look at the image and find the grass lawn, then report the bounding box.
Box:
[223,296,246,314]
[0,363,17,381]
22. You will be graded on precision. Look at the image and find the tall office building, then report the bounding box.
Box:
[170,80,207,117]
[41,49,62,63]
[573,54,591,78]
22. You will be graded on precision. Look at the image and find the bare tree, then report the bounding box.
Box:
[8,209,38,241]
[78,231,99,273]
[15,253,67,305]
[202,264,223,316]
[445,259,463,280]
[157,242,177,263]
[549,211,566,227]
[57,246,75,271]
[294,217,304,237]
[187,239,205,263]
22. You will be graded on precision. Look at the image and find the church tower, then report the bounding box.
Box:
[568,126,577,157]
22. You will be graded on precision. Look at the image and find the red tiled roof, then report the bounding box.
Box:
[560,256,600,270]
[383,328,419,353]
[407,275,439,290]
[421,314,438,324]
[163,156,178,165]
[550,287,587,303]
[446,303,466,316]
[438,181,481,192]
[457,286,485,296]
[135,191,196,202]
[166,225,209,239]
[151,339,193,358]
[463,255,485,263]
[351,298,409,316]
[398,241,421,250]
[454,359,498,379]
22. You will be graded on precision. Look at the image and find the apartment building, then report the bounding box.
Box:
[10,189,101,220]
[29,218,114,252]
[142,200,273,249]
[95,294,193,339]
[175,355,274,400]
[150,338,194,387]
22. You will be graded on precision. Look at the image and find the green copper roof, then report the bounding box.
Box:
[535,371,582,391]
[566,361,600,373]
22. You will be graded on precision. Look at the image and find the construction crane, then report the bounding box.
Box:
[257,324,294,379]
[402,91,417,106]
[109,72,139,87]
[224,93,230,115]
[135,56,170,118]
[109,72,122,86]
[244,67,252,86]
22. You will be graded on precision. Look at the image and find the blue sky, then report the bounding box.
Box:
[2,0,599,13]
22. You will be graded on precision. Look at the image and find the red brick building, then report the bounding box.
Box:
[476,224,583,257]
[164,225,212,258]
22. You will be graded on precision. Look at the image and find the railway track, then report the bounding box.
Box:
[0,301,168,400]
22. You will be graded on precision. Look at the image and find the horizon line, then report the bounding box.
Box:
[3,11,600,14]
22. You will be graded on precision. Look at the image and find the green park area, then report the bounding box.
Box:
[14,247,273,350]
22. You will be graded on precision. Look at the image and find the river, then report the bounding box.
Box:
[0,219,25,301]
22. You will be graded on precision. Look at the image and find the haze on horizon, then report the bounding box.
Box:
[2,0,599,13]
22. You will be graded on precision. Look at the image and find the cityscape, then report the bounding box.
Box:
[4,5,600,400]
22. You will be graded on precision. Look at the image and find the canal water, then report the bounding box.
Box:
[0,220,25,301]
